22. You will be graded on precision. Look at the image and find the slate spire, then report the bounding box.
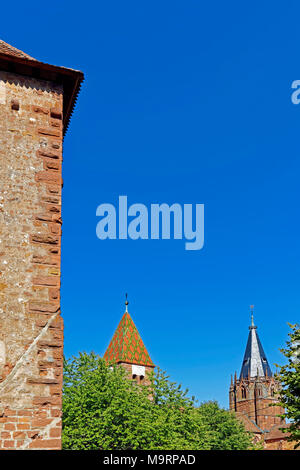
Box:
[239,307,272,379]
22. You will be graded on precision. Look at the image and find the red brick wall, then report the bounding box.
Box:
[119,362,154,387]
[0,71,64,449]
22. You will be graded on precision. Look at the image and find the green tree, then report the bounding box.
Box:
[62,352,253,450]
[191,402,257,450]
[275,323,300,449]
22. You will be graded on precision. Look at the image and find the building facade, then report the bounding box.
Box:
[0,40,83,450]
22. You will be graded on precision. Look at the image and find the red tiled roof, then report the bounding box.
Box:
[235,412,263,434]
[236,412,292,441]
[0,40,36,60]
[104,313,154,367]
[265,423,291,441]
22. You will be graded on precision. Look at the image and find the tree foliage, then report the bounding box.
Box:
[62,352,253,450]
[275,323,300,448]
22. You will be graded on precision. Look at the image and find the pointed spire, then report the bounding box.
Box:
[234,371,237,384]
[239,308,272,380]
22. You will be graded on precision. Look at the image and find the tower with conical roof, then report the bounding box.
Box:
[229,307,286,444]
[239,310,273,380]
[104,296,155,385]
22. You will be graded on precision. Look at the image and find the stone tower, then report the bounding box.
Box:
[0,40,83,450]
[229,310,290,448]
[104,299,155,385]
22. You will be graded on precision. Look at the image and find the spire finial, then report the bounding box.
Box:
[125,293,129,313]
[249,305,256,329]
[250,305,254,325]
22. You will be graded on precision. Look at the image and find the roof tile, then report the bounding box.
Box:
[0,40,36,60]
[104,312,154,367]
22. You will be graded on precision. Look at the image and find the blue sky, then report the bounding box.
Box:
[2,1,300,408]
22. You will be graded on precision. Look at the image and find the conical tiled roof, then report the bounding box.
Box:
[0,40,36,60]
[104,312,154,367]
[239,315,272,379]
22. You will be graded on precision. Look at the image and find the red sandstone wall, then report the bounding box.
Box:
[264,439,298,450]
[255,398,284,429]
[234,394,284,429]
[0,71,64,449]
[230,379,285,431]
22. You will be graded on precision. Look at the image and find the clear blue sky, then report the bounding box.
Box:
[2,1,299,408]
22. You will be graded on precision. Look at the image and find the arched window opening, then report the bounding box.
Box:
[241,387,247,399]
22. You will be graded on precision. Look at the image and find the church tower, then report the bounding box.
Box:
[229,308,285,434]
[104,297,155,385]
